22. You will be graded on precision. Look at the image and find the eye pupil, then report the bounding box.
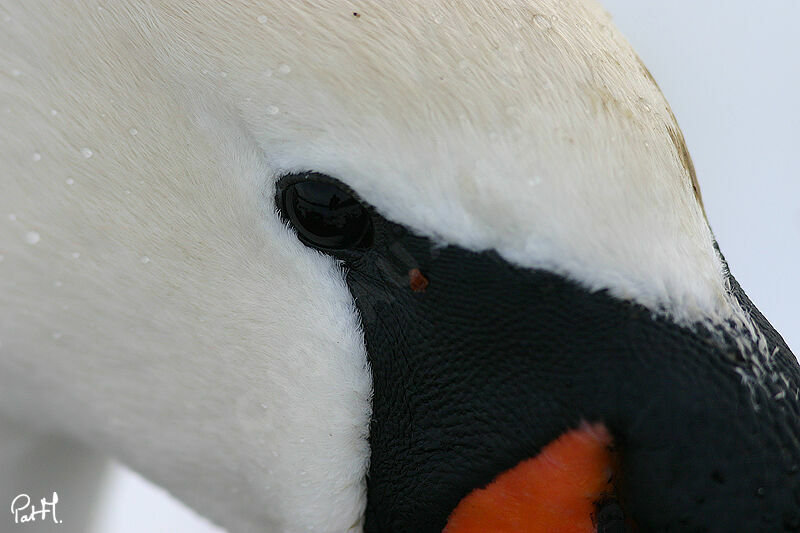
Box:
[280,177,373,250]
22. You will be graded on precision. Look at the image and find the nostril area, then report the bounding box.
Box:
[595,496,629,533]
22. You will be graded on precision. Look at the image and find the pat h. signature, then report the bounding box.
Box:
[10,492,61,525]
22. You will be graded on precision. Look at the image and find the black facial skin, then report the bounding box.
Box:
[276,174,800,533]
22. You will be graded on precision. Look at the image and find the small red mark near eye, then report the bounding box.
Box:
[352,12,361,17]
[409,268,429,292]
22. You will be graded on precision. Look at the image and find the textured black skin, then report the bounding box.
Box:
[277,176,800,532]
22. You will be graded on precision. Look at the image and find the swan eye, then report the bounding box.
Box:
[277,174,373,251]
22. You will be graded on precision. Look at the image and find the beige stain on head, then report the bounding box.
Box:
[634,55,705,215]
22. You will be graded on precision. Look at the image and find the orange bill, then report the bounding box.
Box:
[444,423,616,533]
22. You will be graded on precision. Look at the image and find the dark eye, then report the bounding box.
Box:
[277,174,373,251]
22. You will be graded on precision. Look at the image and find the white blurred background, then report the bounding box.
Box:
[89,1,799,532]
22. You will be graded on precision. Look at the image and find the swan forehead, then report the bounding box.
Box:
[159,0,727,322]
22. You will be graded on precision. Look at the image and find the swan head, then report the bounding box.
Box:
[0,1,798,532]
